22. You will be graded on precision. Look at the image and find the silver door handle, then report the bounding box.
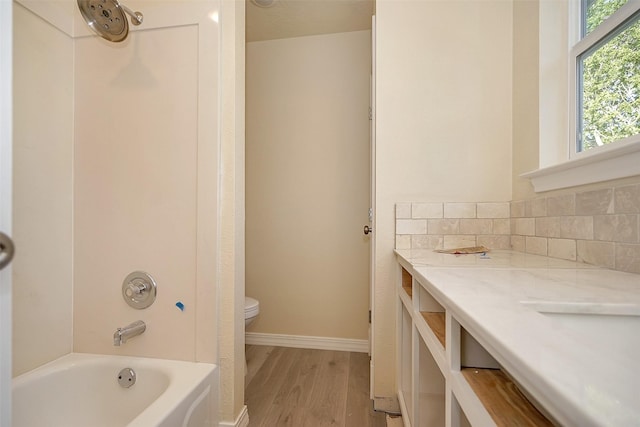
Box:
[0,232,15,270]
[363,225,373,235]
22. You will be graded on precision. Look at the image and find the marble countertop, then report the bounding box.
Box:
[395,249,640,427]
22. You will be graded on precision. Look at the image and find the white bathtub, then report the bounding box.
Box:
[12,353,218,427]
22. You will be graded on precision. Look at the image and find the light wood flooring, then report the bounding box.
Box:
[245,345,387,427]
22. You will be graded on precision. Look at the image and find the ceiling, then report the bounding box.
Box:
[246,0,375,42]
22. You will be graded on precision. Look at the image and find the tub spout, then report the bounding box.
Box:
[114,320,146,346]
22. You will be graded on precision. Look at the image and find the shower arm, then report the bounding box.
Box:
[120,3,143,26]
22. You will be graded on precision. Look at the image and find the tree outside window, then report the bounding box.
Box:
[578,0,640,151]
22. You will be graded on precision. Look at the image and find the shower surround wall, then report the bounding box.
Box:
[12,3,74,376]
[13,0,220,376]
[73,25,204,360]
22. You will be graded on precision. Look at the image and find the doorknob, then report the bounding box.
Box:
[0,232,15,270]
[363,225,373,235]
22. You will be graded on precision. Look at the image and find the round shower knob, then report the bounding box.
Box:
[122,271,157,309]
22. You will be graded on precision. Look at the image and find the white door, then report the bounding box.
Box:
[0,0,14,424]
[368,14,376,399]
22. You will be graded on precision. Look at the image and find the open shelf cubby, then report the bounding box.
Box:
[461,368,553,427]
[401,267,413,297]
[420,312,445,348]
[418,284,446,349]
[418,333,445,427]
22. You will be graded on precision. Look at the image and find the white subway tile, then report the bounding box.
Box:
[615,243,640,274]
[396,219,427,235]
[594,214,638,243]
[535,217,561,238]
[443,235,476,249]
[412,235,443,250]
[511,235,525,252]
[531,198,547,217]
[396,235,411,250]
[493,219,511,235]
[460,219,493,235]
[614,184,640,213]
[547,194,575,216]
[511,200,525,218]
[576,189,614,215]
[560,216,594,240]
[525,236,547,256]
[514,218,536,236]
[427,219,459,235]
[477,202,510,218]
[577,240,615,268]
[444,202,476,218]
[395,203,412,219]
[548,238,577,261]
[477,235,511,250]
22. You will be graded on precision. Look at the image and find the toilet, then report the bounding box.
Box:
[244,296,260,375]
[245,296,259,328]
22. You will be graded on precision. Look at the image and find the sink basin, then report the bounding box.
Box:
[521,301,640,361]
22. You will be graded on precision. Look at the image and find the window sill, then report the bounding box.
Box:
[521,141,640,192]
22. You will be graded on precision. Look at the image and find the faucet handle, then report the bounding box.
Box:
[125,282,147,296]
[122,272,157,309]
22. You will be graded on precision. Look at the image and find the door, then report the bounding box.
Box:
[0,0,13,423]
[368,14,377,399]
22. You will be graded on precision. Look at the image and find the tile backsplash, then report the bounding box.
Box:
[511,184,640,274]
[395,202,512,252]
[396,183,640,274]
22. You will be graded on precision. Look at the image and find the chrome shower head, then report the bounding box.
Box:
[77,0,143,43]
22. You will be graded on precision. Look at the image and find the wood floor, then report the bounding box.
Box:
[245,345,387,427]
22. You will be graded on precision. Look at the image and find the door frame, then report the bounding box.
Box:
[0,0,13,424]
[369,14,376,400]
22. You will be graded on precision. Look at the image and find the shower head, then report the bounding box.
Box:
[77,0,143,43]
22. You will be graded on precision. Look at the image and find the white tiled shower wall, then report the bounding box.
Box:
[395,183,640,274]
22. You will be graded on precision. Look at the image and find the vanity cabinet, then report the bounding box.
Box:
[396,259,553,427]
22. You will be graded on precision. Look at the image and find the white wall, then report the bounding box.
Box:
[245,30,372,341]
[12,3,73,376]
[374,0,513,398]
[512,0,539,201]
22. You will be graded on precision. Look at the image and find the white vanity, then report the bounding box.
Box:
[395,249,640,427]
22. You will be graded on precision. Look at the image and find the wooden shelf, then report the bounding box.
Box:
[461,368,553,427]
[401,267,413,297]
[421,312,445,348]
[402,285,412,297]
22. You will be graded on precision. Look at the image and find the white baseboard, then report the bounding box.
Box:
[219,405,249,427]
[245,332,369,353]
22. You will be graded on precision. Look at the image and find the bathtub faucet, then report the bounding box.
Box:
[113,320,146,346]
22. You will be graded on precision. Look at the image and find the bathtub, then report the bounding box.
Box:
[12,353,218,427]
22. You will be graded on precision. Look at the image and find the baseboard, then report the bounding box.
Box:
[219,405,249,427]
[245,332,369,353]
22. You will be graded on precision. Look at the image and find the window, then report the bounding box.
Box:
[523,0,640,192]
[572,0,640,156]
